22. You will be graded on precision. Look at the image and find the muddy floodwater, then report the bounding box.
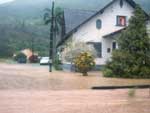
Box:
[0,63,150,90]
[0,63,150,113]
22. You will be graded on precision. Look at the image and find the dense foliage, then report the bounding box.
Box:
[74,52,95,76]
[0,37,14,58]
[104,6,150,78]
[0,23,49,58]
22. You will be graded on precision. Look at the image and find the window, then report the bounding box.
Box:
[112,42,117,50]
[116,16,126,26]
[96,19,102,29]
[120,0,124,8]
[107,48,111,53]
[87,42,102,58]
[94,42,102,58]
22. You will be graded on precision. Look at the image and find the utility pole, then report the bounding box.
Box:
[31,37,34,56]
[49,1,55,72]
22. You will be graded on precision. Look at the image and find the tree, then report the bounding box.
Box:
[64,42,97,63]
[104,5,150,78]
[0,39,13,58]
[44,7,65,35]
[44,7,65,59]
[0,28,14,58]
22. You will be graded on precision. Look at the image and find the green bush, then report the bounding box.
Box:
[53,55,62,70]
[74,52,95,76]
[139,67,150,78]
[103,69,114,77]
[104,50,150,78]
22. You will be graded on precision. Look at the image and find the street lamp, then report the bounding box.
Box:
[49,0,55,72]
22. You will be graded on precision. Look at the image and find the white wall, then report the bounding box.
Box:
[63,0,135,65]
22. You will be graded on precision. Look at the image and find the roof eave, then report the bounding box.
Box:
[103,28,126,38]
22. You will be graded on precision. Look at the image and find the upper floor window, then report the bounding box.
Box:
[96,19,102,29]
[116,16,126,26]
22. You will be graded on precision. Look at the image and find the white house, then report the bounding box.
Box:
[57,0,149,66]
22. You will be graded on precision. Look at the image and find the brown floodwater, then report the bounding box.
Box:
[0,63,150,90]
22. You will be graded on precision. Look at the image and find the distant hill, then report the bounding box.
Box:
[0,0,150,18]
[0,23,49,56]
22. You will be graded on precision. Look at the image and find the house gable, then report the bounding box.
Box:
[74,0,134,41]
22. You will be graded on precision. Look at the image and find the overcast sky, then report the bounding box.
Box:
[0,0,15,4]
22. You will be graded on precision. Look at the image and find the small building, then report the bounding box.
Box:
[21,49,38,60]
[21,49,33,59]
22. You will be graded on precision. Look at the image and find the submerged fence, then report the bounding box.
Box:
[92,85,150,97]
[92,85,150,90]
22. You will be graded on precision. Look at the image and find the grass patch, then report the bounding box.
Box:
[0,58,16,64]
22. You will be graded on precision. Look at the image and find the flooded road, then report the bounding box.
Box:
[0,63,150,113]
[0,63,150,90]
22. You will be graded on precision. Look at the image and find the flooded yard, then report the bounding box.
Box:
[0,63,150,90]
[0,63,150,113]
